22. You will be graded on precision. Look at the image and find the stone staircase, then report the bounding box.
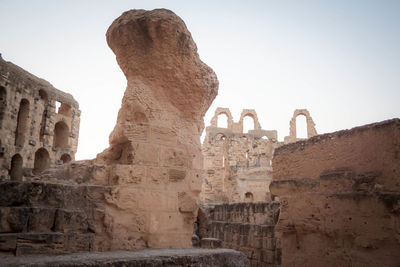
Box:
[0,181,111,256]
[197,202,281,267]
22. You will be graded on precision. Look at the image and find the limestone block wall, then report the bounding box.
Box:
[197,202,281,267]
[270,119,400,266]
[0,57,80,181]
[202,108,280,203]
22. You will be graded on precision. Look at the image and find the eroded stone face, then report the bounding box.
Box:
[93,9,218,249]
[270,119,400,266]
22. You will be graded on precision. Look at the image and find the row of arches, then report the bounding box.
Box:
[9,150,71,180]
[13,98,70,148]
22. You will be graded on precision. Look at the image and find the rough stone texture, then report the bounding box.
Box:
[270,119,400,267]
[91,8,218,250]
[0,57,80,180]
[197,202,281,267]
[0,8,218,255]
[283,108,317,144]
[202,108,316,203]
[0,248,250,266]
[0,180,110,256]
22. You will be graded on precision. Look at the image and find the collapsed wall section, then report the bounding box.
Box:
[270,119,400,266]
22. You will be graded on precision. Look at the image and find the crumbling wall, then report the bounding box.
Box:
[197,202,281,267]
[0,57,80,180]
[270,119,400,266]
[202,108,280,203]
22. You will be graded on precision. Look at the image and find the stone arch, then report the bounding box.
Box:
[15,99,30,147]
[0,86,6,126]
[33,148,50,174]
[53,121,69,148]
[10,154,23,181]
[210,108,233,129]
[288,109,317,140]
[60,153,72,164]
[245,192,254,202]
[239,109,261,133]
[296,114,307,138]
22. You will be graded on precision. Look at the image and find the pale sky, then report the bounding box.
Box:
[1,0,399,160]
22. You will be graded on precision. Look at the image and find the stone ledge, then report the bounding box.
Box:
[0,248,250,267]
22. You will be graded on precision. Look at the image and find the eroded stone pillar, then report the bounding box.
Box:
[96,9,218,248]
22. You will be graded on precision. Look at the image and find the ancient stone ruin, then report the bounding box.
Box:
[1,6,399,267]
[271,119,400,266]
[201,107,317,204]
[0,8,224,259]
[0,57,80,181]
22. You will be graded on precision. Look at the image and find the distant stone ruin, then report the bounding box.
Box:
[0,57,80,181]
[201,107,317,203]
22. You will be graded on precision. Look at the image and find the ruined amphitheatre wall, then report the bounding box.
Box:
[270,119,400,266]
[202,108,279,203]
[197,202,281,267]
[0,57,80,181]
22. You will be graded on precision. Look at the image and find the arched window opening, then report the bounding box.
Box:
[33,148,50,174]
[296,115,307,139]
[15,99,30,147]
[10,154,23,181]
[0,86,6,125]
[39,89,48,101]
[58,103,72,117]
[245,192,254,202]
[53,121,69,148]
[243,115,255,133]
[261,136,268,140]
[60,153,71,164]
[222,155,225,167]
[217,113,228,128]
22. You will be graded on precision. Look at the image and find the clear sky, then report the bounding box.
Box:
[1,0,399,160]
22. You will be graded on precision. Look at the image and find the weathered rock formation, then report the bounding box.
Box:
[93,8,218,249]
[270,119,400,266]
[197,202,281,267]
[0,57,80,181]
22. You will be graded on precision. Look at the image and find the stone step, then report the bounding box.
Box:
[0,232,95,256]
[0,248,250,266]
[0,181,111,209]
[0,206,93,234]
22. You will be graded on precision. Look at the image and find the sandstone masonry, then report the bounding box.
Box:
[201,107,317,203]
[0,57,80,181]
[270,119,400,266]
[197,202,281,267]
